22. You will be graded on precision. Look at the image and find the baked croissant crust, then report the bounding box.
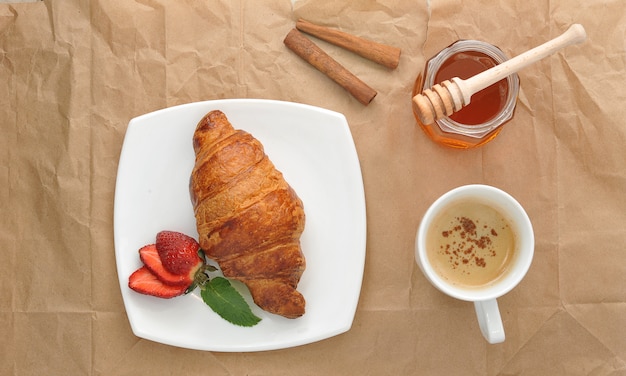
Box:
[190,110,306,318]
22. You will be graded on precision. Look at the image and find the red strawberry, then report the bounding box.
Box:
[128,266,188,298]
[156,231,203,275]
[139,244,202,286]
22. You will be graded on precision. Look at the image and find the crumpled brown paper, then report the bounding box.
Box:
[1,0,624,374]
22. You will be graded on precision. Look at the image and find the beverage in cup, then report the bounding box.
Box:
[415,185,534,343]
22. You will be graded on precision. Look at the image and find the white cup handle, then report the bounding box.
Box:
[474,299,505,344]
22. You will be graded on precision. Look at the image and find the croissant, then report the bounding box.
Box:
[190,110,306,319]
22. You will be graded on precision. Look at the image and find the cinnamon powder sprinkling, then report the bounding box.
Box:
[439,216,500,273]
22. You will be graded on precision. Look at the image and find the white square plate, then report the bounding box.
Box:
[114,99,367,351]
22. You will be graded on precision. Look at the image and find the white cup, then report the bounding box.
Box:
[415,185,534,344]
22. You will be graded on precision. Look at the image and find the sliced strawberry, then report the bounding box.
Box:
[139,244,202,286]
[156,231,203,275]
[128,266,188,298]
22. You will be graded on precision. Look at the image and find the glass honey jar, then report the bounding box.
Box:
[412,40,520,149]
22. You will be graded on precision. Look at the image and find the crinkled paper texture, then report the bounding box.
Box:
[1,0,624,374]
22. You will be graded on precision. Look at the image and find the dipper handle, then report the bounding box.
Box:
[413,24,587,125]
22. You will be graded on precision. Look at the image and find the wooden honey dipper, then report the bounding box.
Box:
[413,24,587,125]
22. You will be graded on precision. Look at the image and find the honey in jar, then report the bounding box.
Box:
[412,40,520,149]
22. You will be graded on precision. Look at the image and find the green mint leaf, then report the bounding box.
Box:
[200,277,262,327]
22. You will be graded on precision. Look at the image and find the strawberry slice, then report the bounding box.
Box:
[139,244,201,286]
[156,231,203,275]
[128,266,188,298]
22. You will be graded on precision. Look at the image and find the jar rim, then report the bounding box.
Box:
[424,40,520,138]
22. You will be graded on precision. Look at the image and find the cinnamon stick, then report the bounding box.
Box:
[283,28,377,105]
[296,19,401,70]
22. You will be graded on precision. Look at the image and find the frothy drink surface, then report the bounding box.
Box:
[426,200,516,288]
